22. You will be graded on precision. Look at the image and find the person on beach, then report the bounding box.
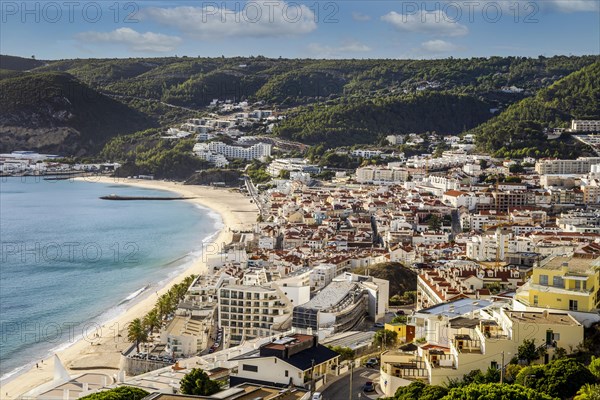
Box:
[36,363,38,368]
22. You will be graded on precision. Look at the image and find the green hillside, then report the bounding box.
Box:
[472,62,600,158]
[0,72,155,154]
[273,93,492,147]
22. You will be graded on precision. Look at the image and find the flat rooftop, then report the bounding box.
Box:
[418,298,492,318]
[298,281,357,310]
[538,256,599,274]
[508,311,581,326]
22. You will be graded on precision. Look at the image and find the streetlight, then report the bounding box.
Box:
[500,351,511,384]
[348,360,354,400]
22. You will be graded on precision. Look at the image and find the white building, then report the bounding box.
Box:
[356,166,409,184]
[218,284,293,344]
[571,120,600,132]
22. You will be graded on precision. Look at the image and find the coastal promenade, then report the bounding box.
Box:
[0,177,258,398]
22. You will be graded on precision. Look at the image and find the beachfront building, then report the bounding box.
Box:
[292,273,389,338]
[229,334,339,388]
[194,141,272,161]
[380,303,584,396]
[514,255,600,317]
[218,284,294,345]
[161,273,239,357]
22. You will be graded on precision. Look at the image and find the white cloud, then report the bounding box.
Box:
[76,28,181,52]
[381,10,468,37]
[307,41,371,58]
[421,39,464,53]
[142,2,317,38]
[352,12,371,21]
[546,0,599,12]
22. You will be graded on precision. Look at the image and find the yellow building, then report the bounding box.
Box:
[384,322,415,343]
[515,255,600,313]
[379,309,584,396]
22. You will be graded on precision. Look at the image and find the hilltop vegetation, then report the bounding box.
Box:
[102,129,210,179]
[274,93,491,147]
[0,54,47,71]
[1,54,599,158]
[28,55,599,108]
[472,62,600,158]
[0,72,154,154]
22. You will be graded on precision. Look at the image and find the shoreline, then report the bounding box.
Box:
[0,177,258,398]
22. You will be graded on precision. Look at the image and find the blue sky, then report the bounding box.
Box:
[1,0,599,59]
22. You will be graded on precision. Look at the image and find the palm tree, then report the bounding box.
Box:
[127,318,148,353]
[158,294,172,319]
[143,309,161,334]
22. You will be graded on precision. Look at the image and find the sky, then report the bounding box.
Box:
[1,0,599,59]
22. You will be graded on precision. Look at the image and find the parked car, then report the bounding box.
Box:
[312,392,323,400]
[364,382,375,392]
[374,322,385,328]
[395,310,405,316]
[365,358,379,368]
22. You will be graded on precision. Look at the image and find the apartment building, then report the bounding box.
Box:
[218,284,293,344]
[515,255,600,314]
[417,261,522,309]
[356,166,409,184]
[535,157,600,175]
[380,304,583,395]
[194,141,272,161]
[571,120,600,132]
[267,158,320,177]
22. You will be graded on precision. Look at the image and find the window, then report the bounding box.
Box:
[533,295,539,306]
[242,364,258,372]
[553,276,564,288]
[539,275,548,286]
[575,280,581,290]
[553,333,561,341]
[285,370,289,377]
[491,361,498,370]
[569,300,578,311]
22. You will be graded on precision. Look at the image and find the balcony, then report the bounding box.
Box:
[451,335,482,354]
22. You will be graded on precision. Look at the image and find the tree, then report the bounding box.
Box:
[79,387,148,399]
[127,318,148,353]
[441,383,553,400]
[143,308,161,334]
[327,346,355,361]
[589,355,600,379]
[391,315,407,324]
[180,368,221,395]
[517,339,538,363]
[374,329,398,348]
[426,215,442,232]
[517,358,596,399]
[575,384,600,400]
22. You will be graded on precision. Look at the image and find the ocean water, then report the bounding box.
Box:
[0,177,220,380]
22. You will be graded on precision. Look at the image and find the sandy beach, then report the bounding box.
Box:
[0,177,258,398]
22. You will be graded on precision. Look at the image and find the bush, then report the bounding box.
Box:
[79,387,149,400]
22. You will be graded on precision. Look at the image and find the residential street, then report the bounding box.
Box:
[320,367,381,400]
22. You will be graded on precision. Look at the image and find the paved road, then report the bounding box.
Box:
[320,367,381,400]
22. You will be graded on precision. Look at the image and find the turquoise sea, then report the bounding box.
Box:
[0,176,220,380]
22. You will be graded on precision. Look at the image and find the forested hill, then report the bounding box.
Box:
[471,62,600,158]
[273,93,492,147]
[0,54,598,155]
[0,72,154,154]
[23,55,600,108]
